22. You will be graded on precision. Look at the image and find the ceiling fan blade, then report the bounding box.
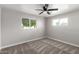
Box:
[35,9,43,11]
[48,9,58,11]
[47,11,50,15]
[39,11,44,15]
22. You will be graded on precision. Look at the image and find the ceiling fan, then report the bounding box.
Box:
[35,4,58,15]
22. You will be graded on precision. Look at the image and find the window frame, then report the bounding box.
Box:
[22,18,36,29]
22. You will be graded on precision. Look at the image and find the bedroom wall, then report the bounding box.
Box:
[46,10,79,47]
[1,8,45,48]
[0,8,1,48]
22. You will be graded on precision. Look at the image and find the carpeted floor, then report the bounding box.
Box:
[0,38,79,54]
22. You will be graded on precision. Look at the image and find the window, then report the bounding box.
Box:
[59,18,68,26]
[31,20,36,28]
[52,18,68,26]
[52,19,59,26]
[22,18,36,29]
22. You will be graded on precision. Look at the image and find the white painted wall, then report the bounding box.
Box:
[46,10,79,46]
[0,8,1,48]
[1,8,45,48]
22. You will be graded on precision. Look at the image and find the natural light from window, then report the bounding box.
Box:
[52,18,68,26]
[23,26,35,29]
[22,18,36,29]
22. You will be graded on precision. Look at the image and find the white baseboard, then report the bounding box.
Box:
[0,37,45,49]
[48,37,79,47]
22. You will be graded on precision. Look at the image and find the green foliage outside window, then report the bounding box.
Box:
[22,18,29,27]
[30,20,36,27]
[22,18,36,28]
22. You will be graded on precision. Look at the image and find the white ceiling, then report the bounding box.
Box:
[0,4,79,17]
